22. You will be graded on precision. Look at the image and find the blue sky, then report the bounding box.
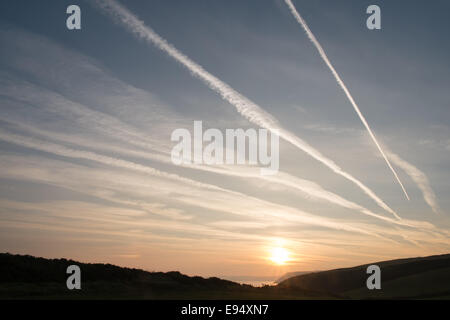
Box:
[0,0,449,280]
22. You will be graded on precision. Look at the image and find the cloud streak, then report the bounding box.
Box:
[284,0,410,201]
[0,150,437,249]
[3,116,432,230]
[1,129,432,242]
[91,0,401,220]
[387,151,440,214]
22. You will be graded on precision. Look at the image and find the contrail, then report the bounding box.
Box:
[284,0,410,201]
[387,151,440,214]
[91,0,402,220]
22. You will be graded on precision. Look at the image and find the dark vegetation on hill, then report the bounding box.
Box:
[1,252,449,299]
[0,253,329,299]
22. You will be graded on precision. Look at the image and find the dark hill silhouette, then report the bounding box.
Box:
[0,253,327,299]
[1,252,449,299]
[278,253,450,299]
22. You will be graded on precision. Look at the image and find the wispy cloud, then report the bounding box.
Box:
[0,152,440,248]
[0,75,171,155]
[0,79,408,233]
[0,131,435,239]
[3,114,438,231]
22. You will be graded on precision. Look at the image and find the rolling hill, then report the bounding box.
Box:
[278,253,450,299]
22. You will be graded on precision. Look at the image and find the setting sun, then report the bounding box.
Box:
[269,247,290,265]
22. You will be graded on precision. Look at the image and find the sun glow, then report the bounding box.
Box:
[269,247,290,265]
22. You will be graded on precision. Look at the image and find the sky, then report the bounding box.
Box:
[0,0,449,282]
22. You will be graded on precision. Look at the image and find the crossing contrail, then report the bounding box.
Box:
[91,0,402,219]
[284,0,410,200]
[387,151,440,214]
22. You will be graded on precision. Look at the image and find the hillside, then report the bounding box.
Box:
[278,253,450,299]
[1,252,449,299]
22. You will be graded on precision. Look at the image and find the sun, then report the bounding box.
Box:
[269,247,290,265]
